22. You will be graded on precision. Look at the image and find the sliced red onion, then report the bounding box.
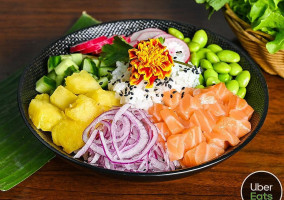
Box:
[74,104,174,172]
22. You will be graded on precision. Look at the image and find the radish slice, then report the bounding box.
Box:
[136,31,166,42]
[81,37,114,54]
[130,28,165,41]
[154,33,175,39]
[70,36,108,52]
[163,37,190,63]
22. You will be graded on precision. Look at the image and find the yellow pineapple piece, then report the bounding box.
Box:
[34,93,50,102]
[28,98,64,131]
[65,95,104,125]
[86,89,121,107]
[65,70,101,94]
[50,86,77,110]
[52,118,86,154]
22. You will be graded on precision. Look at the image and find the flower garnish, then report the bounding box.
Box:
[128,39,174,88]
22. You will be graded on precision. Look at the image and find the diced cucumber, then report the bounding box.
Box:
[92,74,99,81]
[99,60,108,67]
[82,58,98,75]
[71,53,83,66]
[48,56,61,73]
[64,65,78,77]
[55,75,64,87]
[47,71,57,80]
[98,67,115,77]
[54,59,79,76]
[36,76,56,93]
[92,57,100,67]
[98,77,109,89]
[61,55,71,60]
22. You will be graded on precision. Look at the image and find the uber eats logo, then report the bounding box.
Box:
[241,171,283,200]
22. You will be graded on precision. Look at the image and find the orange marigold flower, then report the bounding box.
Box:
[128,39,174,88]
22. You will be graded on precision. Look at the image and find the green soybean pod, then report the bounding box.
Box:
[199,74,205,85]
[206,52,220,64]
[235,70,251,87]
[206,77,220,86]
[207,44,223,53]
[229,63,243,76]
[191,52,200,66]
[196,85,205,89]
[200,59,213,69]
[183,37,191,44]
[217,50,240,63]
[204,68,218,80]
[192,29,208,48]
[168,27,184,40]
[237,87,247,99]
[196,48,211,59]
[213,62,231,73]
[218,73,230,82]
[226,80,239,94]
[188,41,201,52]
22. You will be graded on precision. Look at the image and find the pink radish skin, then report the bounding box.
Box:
[81,37,115,54]
[130,28,165,41]
[70,36,108,53]
[163,37,190,63]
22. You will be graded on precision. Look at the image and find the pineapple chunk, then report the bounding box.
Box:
[86,89,121,107]
[34,93,50,102]
[65,70,101,94]
[50,86,77,110]
[52,118,86,154]
[28,98,64,131]
[65,95,104,124]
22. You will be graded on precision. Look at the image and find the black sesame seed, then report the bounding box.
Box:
[121,75,124,77]
[146,95,149,98]
[161,94,164,97]
[170,94,173,98]
[172,91,177,94]
[169,78,173,82]
[181,92,185,98]
[119,93,123,96]
[157,82,162,86]
[144,82,147,84]
[168,84,172,89]
[156,94,159,97]
[154,88,158,91]
[134,86,137,88]
[145,89,149,92]
[176,51,182,53]
[130,97,133,100]
[182,87,185,90]
[130,92,134,95]
[107,70,112,73]
[173,56,177,59]
[99,82,103,85]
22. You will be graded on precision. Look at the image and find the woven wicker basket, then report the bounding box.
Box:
[224,4,284,78]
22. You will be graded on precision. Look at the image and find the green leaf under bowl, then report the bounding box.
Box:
[0,11,100,191]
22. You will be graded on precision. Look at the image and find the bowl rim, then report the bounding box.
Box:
[18,18,269,177]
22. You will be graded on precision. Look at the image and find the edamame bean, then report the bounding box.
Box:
[200,59,213,69]
[217,50,240,63]
[199,74,205,85]
[196,0,206,3]
[206,52,220,63]
[237,87,246,99]
[188,41,201,52]
[195,85,205,89]
[204,68,218,80]
[192,29,208,48]
[206,77,220,86]
[191,52,200,66]
[226,80,239,94]
[213,62,231,73]
[196,48,211,59]
[218,73,230,82]
[168,27,184,40]
[235,70,251,87]
[183,37,191,44]
[207,44,223,53]
[229,63,243,76]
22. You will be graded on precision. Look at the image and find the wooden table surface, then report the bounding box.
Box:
[0,0,283,199]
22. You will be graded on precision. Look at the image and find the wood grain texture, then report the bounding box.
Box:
[0,0,283,199]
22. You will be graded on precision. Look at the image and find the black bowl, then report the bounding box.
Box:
[18,19,269,180]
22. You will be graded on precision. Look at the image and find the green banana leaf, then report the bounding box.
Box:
[0,11,100,191]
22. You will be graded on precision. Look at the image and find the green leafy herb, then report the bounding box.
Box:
[158,37,165,44]
[100,36,133,67]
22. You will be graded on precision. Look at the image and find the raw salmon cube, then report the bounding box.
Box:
[160,108,185,134]
[182,126,205,152]
[163,89,181,109]
[148,103,167,123]
[166,133,187,161]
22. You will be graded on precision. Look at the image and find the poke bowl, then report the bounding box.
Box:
[18,19,268,180]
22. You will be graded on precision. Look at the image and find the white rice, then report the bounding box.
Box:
[108,60,201,110]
